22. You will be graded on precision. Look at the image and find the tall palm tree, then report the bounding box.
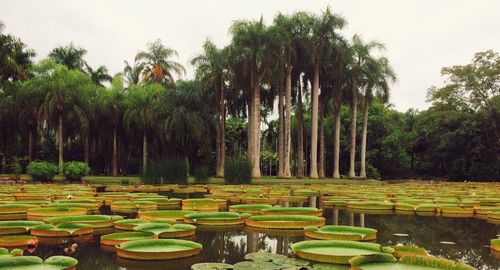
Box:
[48,43,87,71]
[34,60,91,173]
[191,40,228,177]
[230,17,272,178]
[0,28,35,82]
[123,83,162,173]
[359,56,396,178]
[85,64,112,86]
[135,39,186,85]
[304,8,346,178]
[18,85,44,163]
[120,60,144,85]
[347,35,385,178]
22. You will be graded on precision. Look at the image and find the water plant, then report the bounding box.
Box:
[245,215,325,229]
[185,212,250,226]
[304,225,377,241]
[115,239,202,260]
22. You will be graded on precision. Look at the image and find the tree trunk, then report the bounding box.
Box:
[219,84,226,177]
[28,129,33,163]
[248,70,261,178]
[309,61,320,179]
[296,78,305,178]
[283,63,292,178]
[84,134,89,165]
[333,104,341,179]
[112,127,118,176]
[360,97,369,178]
[318,100,326,178]
[58,115,63,175]
[142,131,148,174]
[215,87,223,178]
[277,81,285,178]
[348,93,358,179]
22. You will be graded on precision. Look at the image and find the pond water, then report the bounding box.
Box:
[25,193,500,270]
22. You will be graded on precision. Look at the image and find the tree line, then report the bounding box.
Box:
[0,9,498,181]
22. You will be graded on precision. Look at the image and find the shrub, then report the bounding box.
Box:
[224,159,252,184]
[9,159,22,180]
[194,166,210,184]
[27,161,58,182]
[62,161,90,181]
[141,158,188,185]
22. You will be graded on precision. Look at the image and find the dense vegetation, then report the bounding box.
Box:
[0,10,498,181]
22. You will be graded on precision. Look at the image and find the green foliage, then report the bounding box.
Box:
[9,158,22,179]
[62,161,90,181]
[27,161,58,182]
[142,158,188,185]
[224,158,252,184]
[194,166,210,184]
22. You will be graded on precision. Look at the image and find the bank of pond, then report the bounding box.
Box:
[0,182,497,269]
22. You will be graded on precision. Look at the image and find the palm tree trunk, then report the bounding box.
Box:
[112,127,118,176]
[283,63,292,178]
[215,87,223,178]
[277,83,285,178]
[28,129,33,163]
[143,131,148,174]
[58,115,64,175]
[296,79,305,178]
[333,104,341,179]
[248,70,261,178]
[348,93,358,179]
[318,100,326,178]
[84,134,89,165]
[309,61,320,179]
[216,84,226,178]
[360,97,369,178]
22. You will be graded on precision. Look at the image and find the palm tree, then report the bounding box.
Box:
[48,43,87,71]
[0,27,35,82]
[123,83,162,173]
[135,39,186,85]
[18,85,45,163]
[303,8,346,178]
[191,40,228,177]
[347,35,385,178]
[230,17,272,179]
[120,60,144,85]
[85,64,112,86]
[34,60,91,173]
[359,56,396,178]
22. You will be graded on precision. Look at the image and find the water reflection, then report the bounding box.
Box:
[16,204,499,269]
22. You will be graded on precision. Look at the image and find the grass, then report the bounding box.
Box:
[0,174,381,185]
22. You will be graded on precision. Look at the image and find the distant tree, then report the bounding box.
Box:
[48,43,87,71]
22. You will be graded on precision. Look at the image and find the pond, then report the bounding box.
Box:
[24,192,499,270]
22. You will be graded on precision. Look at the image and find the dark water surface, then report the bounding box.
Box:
[27,194,500,270]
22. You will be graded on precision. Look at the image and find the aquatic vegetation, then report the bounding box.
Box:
[228,204,273,214]
[246,215,325,229]
[185,212,250,225]
[304,225,377,241]
[134,223,196,238]
[45,215,123,228]
[0,235,37,247]
[349,254,475,270]
[491,239,500,252]
[261,207,322,216]
[110,200,157,214]
[100,231,156,246]
[30,223,93,237]
[291,240,394,264]
[0,220,44,235]
[116,239,202,260]
[388,245,428,258]
[0,255,78,270]
[139,210,196,221]
[27,206,88,221]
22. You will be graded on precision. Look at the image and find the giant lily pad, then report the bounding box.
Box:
[261,207,322,216]
[45,215,123,228]
[291,240,393,264]
[134,223,196,238]
[246,215,325,229]
[0,255,78,270]
[116,239,202,260]
[0,220,44,235]
[139,210,196,221]
[349,254,475,270]
[304,225,377,241]
[100,231,156,246]
[30,223,93,237]
[185,212,250,225]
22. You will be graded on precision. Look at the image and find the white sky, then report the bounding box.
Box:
[2,0,500,111]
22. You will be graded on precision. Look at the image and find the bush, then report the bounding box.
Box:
[224,159,252,184]
[27,161,58,182]
[62,161,90,181]
[142,158,188,185]
[194,166,210,184]
[9,159,22,180]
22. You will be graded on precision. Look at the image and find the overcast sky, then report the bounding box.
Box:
[2,0,500,111]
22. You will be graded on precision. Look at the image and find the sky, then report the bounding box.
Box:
[2,0,500,111]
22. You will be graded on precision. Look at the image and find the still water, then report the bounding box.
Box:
[26,193,500,270]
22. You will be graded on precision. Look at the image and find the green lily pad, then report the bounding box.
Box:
[191,262,234,270]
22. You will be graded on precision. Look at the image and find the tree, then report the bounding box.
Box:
[120,60,144,85]
[0,22,35,82]
[48,43,87,71]
[192,40,228,177]
[123,83,162,173]
[135,39,186,85]
[359,56,396,178]
[85,64,112,86]
[230,17,272,178]
[33,60,91,173]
